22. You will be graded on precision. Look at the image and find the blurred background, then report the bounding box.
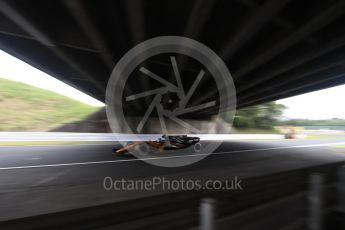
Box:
[0,0,345,229]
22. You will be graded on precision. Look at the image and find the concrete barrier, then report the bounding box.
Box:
[0,132,285,142]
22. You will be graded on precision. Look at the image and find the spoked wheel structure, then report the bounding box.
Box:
[124,55,218,134]
[106,36,236,167]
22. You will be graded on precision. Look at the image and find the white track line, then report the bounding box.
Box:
[0,142,344,170]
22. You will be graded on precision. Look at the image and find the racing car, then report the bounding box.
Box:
[113,135,201,154]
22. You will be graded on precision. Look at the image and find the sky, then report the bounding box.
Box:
[0,49,345,119]
[277,85,345,120]
[0,50,104,107]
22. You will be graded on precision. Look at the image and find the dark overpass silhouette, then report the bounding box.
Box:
[1,0,345,114]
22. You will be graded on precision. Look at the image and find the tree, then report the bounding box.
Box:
[280,118,345,127]
[222,102,286,130]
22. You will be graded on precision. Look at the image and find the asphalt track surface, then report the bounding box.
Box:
[0,138,344,221]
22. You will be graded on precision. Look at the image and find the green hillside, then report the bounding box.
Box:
[0,77,100,131]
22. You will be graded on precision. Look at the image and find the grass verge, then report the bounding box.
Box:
[0,77,100,131]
